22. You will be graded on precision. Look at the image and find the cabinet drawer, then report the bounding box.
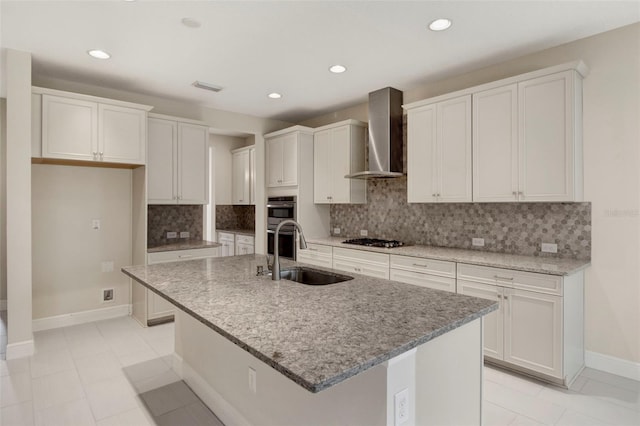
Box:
[236,234,254,245]
[297,248,332,269]
[333,258,389,279]
[390,255,455,278]
[148,247,218,264]
[457,263,562,295]
[303,243,333,256]
[217,232,235,243]
[333,247,389,266]
[390,269,456,293]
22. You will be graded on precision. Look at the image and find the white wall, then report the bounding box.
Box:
[31,164,132,319]
[0,98,6,306]
[301,23,640,366]
[212,134,249,205]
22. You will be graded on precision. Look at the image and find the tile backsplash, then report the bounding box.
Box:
[331,177,591,259]
[148,205,203,247]
[216,205,255,231]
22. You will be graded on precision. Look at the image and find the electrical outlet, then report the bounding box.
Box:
[102,288,114,302]
[333,228,340,235]
[360,229,368,237]
[180,231,190,238]
[101,261,114,273]
[91,219,101,230]
[472,238,485,247]
[541,243,558,253]
[394,388,409,425]
[248,367,257,394]
[167,231,178,239]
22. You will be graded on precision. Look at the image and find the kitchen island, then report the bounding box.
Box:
[123,254,496,426]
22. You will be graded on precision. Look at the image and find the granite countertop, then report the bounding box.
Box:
[306,237,590,276]
[122,255,496,393]
[147,239,221,253]
[215,228,256,237]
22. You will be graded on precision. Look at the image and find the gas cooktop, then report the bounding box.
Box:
[343,238,404,248]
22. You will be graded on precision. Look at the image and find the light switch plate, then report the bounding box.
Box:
[101,261,114,273]
[541,243,558,253]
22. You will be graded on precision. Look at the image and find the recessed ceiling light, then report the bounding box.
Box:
[181,18,201,28]
[428,18,452,31]
[329,64,347,74]
[268,92,282,99]
[87,49,111,59]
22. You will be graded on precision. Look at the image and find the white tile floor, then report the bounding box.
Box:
[1,313,639,425]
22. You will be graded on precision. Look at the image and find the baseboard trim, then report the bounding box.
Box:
[585,350,640,382]
[177,355,252,426]
[6,339,35,359]
[0,299,6,310]
[32,304,131,332]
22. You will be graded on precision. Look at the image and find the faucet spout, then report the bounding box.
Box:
[272,219,307,280]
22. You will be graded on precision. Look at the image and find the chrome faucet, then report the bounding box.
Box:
[272,219,307,280]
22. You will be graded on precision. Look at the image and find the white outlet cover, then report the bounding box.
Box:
[167,231,178,239]
[180,231,190,238]
[360,229,368,237]
[472,238,485,247]
[541,243,558,253]
[333,228,340,235]
[101,261,114,273]
[394,388,409,425]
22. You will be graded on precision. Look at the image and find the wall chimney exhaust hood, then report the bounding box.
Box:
[346,87,404,179]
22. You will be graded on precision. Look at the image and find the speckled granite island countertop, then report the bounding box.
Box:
[307,237,590,276]
[147,239,221,253]
[122,254,496,393]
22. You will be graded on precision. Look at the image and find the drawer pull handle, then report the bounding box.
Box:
[494,275,514,281]
[497,294,502,299]
[307,248,318,251]
[412,263,428,268]
[178,255,193,259]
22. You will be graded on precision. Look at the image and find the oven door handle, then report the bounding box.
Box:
[267,204,295,208]
[267,229,295,236]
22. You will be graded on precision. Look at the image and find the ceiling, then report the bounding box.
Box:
[1,1,639,123]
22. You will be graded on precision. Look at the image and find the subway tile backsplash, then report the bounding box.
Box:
[148,205,203,247]
[330,177,591,259]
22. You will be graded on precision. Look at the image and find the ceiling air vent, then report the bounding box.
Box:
[192,81,223,92]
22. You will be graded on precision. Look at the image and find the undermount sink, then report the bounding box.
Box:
[280,267,353,286]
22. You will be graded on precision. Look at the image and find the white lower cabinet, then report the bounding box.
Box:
[389,255,456,292]
[297,243,333,268]
[457,263,582,385]
[142,247,218,325]
[332,247,389,279]
[235,234,255,255]
[217,232,235,257]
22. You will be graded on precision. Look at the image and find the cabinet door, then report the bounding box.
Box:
[148,292,174,320]
[177,123,208,204]
[98,104,146,164]
[330,125,352,203]
[250,147,256,205]
[313,129,332,203]
[266,137,284,187]
[42,95,97,161]
[457,280,503,360]
[519,71,575,201]
[437,95,472,202]
[503,288,563,378]
[232,150,250,205]
[147,119,177,204]
[280,133,298,186]
[473,85,519,202]
[407,105,437,203]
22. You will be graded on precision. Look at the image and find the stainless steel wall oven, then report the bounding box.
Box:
[267,196,296,260]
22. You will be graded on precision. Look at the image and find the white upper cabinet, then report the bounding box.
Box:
[313,120,366,204]
[231,145,254,205]
[474,70,583,202]
[407,61,587,204]
[472,84,519,202]
[265,126,313,188]
[407,95,472,203]
[147,117,209,205]
[39,89,150,165]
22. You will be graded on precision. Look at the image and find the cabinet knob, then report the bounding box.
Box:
[92,152,98,160]
[512,191,518,197]
[99,152,104,160]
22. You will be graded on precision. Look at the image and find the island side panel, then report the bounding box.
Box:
[415,318,483,425]
[174,309,388,426]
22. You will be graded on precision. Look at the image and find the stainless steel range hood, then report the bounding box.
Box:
[346,87,404,179]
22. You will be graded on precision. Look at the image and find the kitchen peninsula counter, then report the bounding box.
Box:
[147,239,220,253]
[306,236,590,276]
